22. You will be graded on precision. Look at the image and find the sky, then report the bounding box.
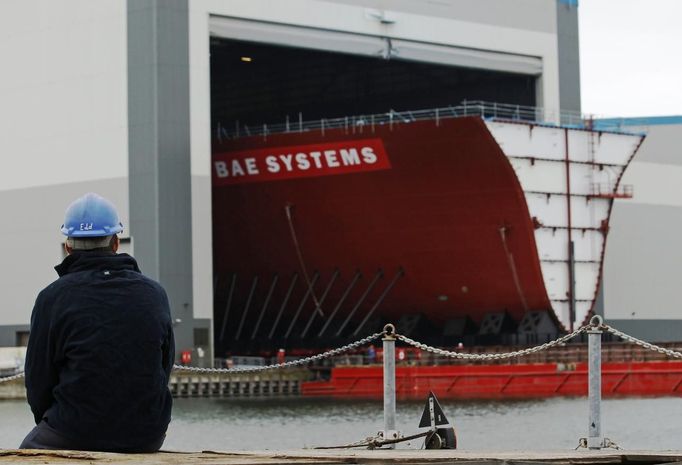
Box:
[578,0,682,118]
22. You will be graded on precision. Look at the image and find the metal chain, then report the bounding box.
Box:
[3,323,682,382]
[172,332,384,374]
[395,325,590,361]
[0,372,25,384]
[2,333,384,381]
[601,324,682,359]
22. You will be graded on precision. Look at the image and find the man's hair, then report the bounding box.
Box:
[66,235,116,252]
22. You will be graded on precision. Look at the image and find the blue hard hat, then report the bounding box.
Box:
[61,193,124,237]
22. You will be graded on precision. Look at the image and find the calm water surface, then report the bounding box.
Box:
[1,397,680,451]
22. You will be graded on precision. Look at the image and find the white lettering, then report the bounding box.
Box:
[245,157,259,175]
[215,161,229,178]
[279,154,294,171]
[309,151,323,169]
[295,153,310,170]
[324,150,339,168]
[219,143,384,183]
[231,159,245,176]
[361,146,377,164]
[265,155,280,173]
[339,148,360,166]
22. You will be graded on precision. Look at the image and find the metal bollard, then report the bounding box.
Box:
[587,315,604,449]
[383,323,397,448]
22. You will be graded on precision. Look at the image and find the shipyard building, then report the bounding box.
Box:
[1,0,680,362]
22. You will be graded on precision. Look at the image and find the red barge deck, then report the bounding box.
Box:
[301,361,682,400]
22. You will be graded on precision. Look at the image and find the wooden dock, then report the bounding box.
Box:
[1,449,681,465]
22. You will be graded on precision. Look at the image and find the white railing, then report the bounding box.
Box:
[215,101,606,142]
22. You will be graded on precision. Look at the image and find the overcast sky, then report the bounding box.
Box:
[578,0,682,118]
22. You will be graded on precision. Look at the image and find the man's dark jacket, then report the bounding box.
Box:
[24,252,174,451]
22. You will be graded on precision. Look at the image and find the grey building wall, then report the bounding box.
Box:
[127,0,194,355]
[0,1,129,342]
[556,0,581,114]
[0,178,129,328]
[600,320,682,344]
[603,121,682,342]
[1,0,573,357]
[605,203,682,320]
[628,124,682,165]
[0,325,29,348]
[327,0,557,33]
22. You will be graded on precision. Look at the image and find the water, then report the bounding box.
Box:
[1,397,681,451]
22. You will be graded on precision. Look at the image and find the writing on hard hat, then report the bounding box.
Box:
[61,193,124,238]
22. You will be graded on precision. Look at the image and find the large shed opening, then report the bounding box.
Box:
[210,38,536,138]
[209,35,538,358]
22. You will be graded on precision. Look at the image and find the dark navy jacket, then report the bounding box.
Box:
[24,252,174,451]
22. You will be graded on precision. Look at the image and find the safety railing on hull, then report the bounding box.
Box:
[3,318,682,449]
[215,100,597,142]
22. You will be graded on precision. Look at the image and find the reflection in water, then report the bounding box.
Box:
[1,397,681,451]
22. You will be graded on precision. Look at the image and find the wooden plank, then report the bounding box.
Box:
[2,449,682,465]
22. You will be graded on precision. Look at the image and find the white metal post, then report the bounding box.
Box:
[587,316,604,449]
[383,324,397,448]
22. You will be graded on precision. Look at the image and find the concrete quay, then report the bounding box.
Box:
[1,369,314,400]
[0,379,24,400]
[1,449,682,465]
[169,368,311,398]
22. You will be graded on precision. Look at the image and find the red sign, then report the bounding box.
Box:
[212,138,391,186]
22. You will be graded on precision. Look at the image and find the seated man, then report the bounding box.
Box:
[21,193,175,452]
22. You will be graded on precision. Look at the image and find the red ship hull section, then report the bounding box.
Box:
[301,362,682,399]
[212,117,552,336]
